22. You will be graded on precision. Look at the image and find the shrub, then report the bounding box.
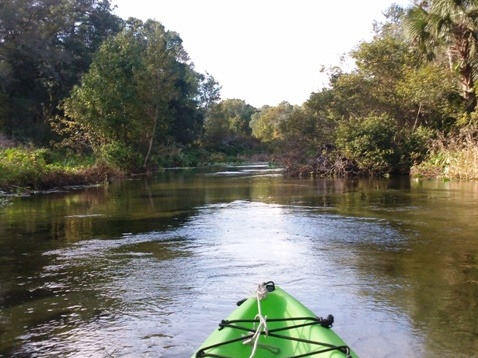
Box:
[411,124,478,180]
[335,115,432,176]
[0,148,51,189]
[98,142,142,171]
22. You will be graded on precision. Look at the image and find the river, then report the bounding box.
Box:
[0,164,477,357]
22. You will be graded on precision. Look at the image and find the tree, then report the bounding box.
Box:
[250,101,296,142]
[312,5,460,132]
[348,28,435,129]
[0,0,123,143]
[57,18,207,170]
[133,20,192,167]
[403,0,478,113]
[198,71,222,113]
[335,113,432,176]
[396,61,461,131]
[298,7,443,176]
[202,99,256,152]
[57,27,143,169]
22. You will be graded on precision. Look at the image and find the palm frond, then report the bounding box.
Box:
[403,7,430,41]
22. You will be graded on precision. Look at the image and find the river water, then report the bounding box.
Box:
[0,164,477,357]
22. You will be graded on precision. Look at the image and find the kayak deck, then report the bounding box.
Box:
[193,281,358,358]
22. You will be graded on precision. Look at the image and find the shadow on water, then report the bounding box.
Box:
[0,166,477,357]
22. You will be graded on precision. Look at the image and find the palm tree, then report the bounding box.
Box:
[403,0,478,113]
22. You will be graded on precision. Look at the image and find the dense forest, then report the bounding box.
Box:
[1,0,478,192]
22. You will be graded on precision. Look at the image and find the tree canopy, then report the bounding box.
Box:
[202,99,257,154]
[403,0,478,112]
[0,0,123,143]
[56,18,218,170]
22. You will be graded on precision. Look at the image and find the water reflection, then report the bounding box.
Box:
[0,167,477,357]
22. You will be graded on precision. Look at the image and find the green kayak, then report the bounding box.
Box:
[193,281,359,358]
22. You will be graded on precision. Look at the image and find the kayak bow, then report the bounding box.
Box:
[193,281,359,358]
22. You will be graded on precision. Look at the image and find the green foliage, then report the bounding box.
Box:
[403,0,478,113]
[335,115,398,175]
[0,148,54,189]
[1,0,475,182]
[152,145,211,167]
[59,27,144,153]
[57,18,207,170]
[345,34,421,126]
[396,62,462,130]
[278,105,334,157]
[335,115,432,176]
[98,143,142,172]
[411,123,478,180]
[0,0,123,144]
[0,146,122,191]
[315,17,463,132]
[290,8,465,178]
[203,99,257,153]
[209,152,228,163]
[197,72,222,112]
[179,147,211,166]
[250,102,296,142]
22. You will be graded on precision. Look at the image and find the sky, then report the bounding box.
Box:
[110,0,411,108]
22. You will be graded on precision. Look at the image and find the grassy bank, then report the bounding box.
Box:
[411,127,478,180]
[2,137,476,194]
[0,147,123,193]
[0,146,265,194]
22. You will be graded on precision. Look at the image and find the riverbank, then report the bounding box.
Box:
[0,147,124,194]
[410,127,478,180]
[0,145,267,195]
[2,136,477,194]
[281,136,478,181]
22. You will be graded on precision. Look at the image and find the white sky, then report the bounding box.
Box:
[111,0,411,108]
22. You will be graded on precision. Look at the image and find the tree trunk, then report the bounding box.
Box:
[460,62,477,113]
[143,106,159,169]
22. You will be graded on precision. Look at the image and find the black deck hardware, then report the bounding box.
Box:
[196,316,352,358]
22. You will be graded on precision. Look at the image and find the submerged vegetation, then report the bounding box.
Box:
[1,0,478,192]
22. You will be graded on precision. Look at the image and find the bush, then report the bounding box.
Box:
[411,124,478,180]
[98,143,142,171]
[0,147,122,192]
[335,115,432,176]
[0,148,51,189]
